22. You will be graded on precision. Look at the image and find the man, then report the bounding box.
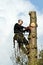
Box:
[13,19,31,48]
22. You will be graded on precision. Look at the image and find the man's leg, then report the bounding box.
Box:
[17,33,29,45]
[17,34,23,49]
[23,37,28,45]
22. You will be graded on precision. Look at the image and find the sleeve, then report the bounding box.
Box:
[21,26,25,28]
[18,25,25,29]
[16,24,25,29]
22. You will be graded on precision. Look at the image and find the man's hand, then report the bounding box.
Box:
[24,26,31,32]
[25,26,31,30]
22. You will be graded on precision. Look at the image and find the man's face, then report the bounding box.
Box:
[19,21,23,25]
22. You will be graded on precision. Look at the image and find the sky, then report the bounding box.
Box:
[29,0,43,11]
[0,0,43,65]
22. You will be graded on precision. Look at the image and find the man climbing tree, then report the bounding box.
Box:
[13,19,31,49]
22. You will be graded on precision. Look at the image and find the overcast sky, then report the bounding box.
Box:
[0,0,43,65]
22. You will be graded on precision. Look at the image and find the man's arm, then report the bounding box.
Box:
[24,26,31,32]
[14,23,26,33]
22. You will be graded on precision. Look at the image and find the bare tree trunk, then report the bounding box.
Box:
[27,11,38,65]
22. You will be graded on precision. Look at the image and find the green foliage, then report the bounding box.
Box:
[39,50,43,58]
[37,50,43,65]
[21,45,27,54]
[16,56,20,63]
